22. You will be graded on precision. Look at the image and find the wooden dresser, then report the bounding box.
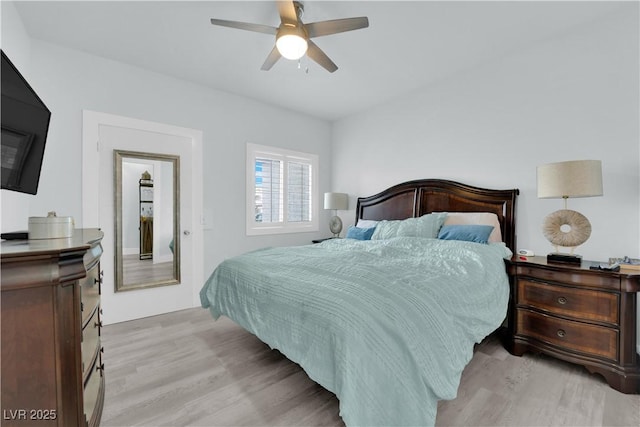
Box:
[1,229,105,426]
[506,256,640,393]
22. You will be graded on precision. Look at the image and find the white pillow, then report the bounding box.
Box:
[441,212,503,243]
[370,213,447,240]
[356,219,379,229]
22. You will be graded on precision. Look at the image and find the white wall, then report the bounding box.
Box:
[332,6,639,263]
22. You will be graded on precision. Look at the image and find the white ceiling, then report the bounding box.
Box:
[13,1,624,121]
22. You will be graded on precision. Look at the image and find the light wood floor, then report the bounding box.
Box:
[101,308,640,427]
[122,254,174,286]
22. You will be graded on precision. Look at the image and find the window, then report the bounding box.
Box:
[247,143,319,235]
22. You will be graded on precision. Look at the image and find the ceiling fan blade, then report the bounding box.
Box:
[277,0,298,25]
[210,19,277,35]
[261,46,282,71]
[305,17,369,38]
[306,40,338,73]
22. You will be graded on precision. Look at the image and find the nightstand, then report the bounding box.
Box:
[506,256,640,393]
[312,237,337,244]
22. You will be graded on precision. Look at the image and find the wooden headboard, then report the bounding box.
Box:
[355,179,519,252]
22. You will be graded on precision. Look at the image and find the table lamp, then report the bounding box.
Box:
[537,159,603,264]
[324,192,348,237]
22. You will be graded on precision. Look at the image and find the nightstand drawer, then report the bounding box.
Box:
[518,279,619,325]
[516,265,619,290]
[517,309,618,361]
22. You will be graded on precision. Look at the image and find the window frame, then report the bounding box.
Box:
[246,143,319,236]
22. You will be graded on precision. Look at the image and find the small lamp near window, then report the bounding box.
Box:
[537,159,603,264]
[324,192,348,237]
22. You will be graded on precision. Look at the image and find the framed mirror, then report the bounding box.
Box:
[114,150,180,292]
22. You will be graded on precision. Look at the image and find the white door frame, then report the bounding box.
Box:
[82,110,204,312]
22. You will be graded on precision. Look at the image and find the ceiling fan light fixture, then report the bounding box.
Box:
[210,0,369,72]
[276,26,308,60]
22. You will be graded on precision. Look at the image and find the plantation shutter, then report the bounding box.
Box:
[287,161,312,222]
[254,158,283,223]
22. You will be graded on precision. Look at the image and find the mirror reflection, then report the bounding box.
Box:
[114,150,180,292]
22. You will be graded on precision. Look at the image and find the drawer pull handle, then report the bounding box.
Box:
[557,296,567,305]
[557,329,566,338]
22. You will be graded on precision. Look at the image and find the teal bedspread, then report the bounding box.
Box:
[200,237,511,426]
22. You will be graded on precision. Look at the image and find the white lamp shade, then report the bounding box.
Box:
[537,160,603,199]
[324,192,348,210]
[276,26,308,60]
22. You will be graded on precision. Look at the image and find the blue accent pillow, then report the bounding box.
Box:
[438,225,495,244]
[346,225,376,240]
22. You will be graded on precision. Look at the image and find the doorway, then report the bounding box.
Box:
[82,110,203,325]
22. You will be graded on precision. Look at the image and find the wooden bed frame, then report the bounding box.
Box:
[356,179,519,252]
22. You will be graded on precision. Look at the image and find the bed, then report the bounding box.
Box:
[200,179,519,426]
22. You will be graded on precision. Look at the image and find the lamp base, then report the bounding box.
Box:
[547,252,583,265]
[328,215,343,237]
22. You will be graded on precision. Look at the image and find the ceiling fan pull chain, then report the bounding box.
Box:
[296,58,309,74]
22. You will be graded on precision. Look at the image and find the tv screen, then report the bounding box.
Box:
[1,50,51,195]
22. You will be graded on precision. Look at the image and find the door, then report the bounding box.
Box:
[82,111,203,325]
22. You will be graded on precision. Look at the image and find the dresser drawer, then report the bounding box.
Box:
[83,353,104,426]
[82,305,101,379]
[517,309,618,361]
[81,267,100,327]
[517,279,619,325]
[516,264,620,290]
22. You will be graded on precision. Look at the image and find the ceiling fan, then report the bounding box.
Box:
[210,1,369,73]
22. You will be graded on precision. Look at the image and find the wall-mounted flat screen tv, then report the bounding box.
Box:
[1,50,51,195]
